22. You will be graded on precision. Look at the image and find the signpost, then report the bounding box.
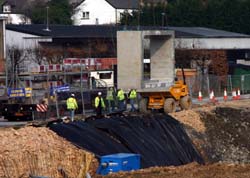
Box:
[54,85,70,118]
[7,88,32,98]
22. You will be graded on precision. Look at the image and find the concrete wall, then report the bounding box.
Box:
[147,32,175,82]
[117,31,143,90]
[117,30,175,91]
[175,38,250,49]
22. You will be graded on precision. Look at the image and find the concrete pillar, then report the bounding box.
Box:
[117,31,143,90]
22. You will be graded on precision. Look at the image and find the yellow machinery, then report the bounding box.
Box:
[138,71,192,114]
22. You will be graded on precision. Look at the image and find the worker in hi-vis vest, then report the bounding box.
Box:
[129,89,137,112]
[106,87,115,113]
[66,93,78,121]
[117,88,125,111]
[95,92,105,117]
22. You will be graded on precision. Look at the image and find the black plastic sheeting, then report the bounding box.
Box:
[48,114,204,168]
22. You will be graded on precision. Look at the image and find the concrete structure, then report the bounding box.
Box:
[117,30,175,90]
[117,31,143,90]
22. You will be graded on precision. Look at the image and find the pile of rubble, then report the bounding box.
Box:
[0,126,98,178]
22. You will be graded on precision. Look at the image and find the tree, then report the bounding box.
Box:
[120,2,168,26]
[6,46,27,88]
[167,0,206,27]
[120,0,250,34]
[29,0,72,25]
[48,0,72,25]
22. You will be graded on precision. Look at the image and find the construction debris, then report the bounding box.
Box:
[0,126,98,178]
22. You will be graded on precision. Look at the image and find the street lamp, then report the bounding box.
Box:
[161,12,165,27]
[44,6,50,31]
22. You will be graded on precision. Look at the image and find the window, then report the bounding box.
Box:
[95,18,99,24]
[82,12,89,19]
[3,5,11,13]
[99,72,112,79]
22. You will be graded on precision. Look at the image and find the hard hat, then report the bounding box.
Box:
[71,93,75,97]
[98,92,102,96]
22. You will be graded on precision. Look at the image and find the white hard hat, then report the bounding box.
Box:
[98,92,102,96]
[71,93,75,97]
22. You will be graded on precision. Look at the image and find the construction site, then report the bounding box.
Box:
[0,21,250,178]
[0,99,250,178]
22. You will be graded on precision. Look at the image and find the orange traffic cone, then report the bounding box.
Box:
[198,90,203,101]
[209,90,215,102]
[232,88,237,100]
[223,88,228,101]
[237,88,241,99]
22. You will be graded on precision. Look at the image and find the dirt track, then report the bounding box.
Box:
[0,99,250,178]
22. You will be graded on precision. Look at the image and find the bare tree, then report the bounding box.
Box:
[40,47,64,64]
[30,47,47,65]
[6,45,27,88]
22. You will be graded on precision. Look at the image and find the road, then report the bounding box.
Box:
[1,94,250,128]
[0,117,27,127]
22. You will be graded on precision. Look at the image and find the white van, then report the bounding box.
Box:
[90,70,114,87]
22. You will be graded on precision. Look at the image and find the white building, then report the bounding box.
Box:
[71,0,139,25]
[0,1,31,25]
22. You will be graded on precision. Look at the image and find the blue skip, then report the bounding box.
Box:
[96,153,140,175]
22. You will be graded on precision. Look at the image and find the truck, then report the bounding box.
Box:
[0,88,37,121]
[138,69,191,114]
[117,30,192,114]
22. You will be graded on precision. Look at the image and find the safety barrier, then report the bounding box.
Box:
[36,104,48,112]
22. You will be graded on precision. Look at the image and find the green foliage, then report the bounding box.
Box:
[120,2,168,26]
[30,0,72,25]
[121,0,250,34]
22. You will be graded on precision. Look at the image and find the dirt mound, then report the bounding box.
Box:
[171,100,250,164]
[170,110,206,133]
[0,126,98,178]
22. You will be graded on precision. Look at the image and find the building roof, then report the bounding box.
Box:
[74,0,139,9]
[106,0,139,9]
[167,27,249,38]
[6,24,118,38]
[6,24,250,39]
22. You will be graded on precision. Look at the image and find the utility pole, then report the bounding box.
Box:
[80,59,86,118]
[44,6,50,31]
[137,0,142,30]
[161,13,165,27]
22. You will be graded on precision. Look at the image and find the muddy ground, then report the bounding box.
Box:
[0,99,250,178]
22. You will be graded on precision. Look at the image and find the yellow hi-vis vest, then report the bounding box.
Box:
[129,89,137,99]
[95,96,105,108]
[66,97,78,110]
[117,89,125,101]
